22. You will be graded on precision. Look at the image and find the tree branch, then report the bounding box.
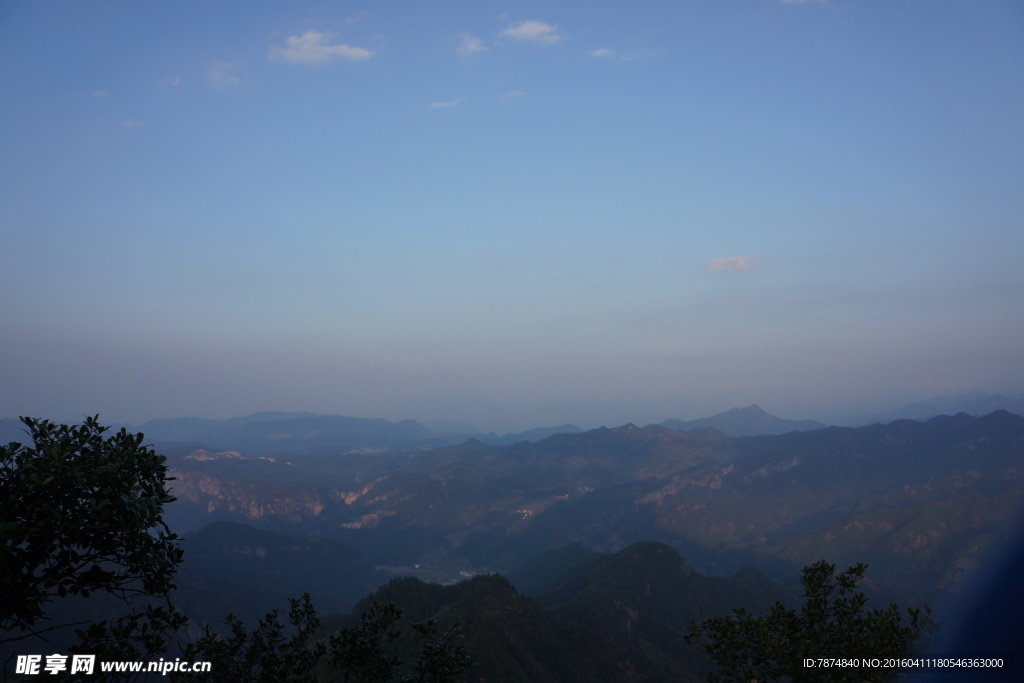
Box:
[0,620,91,645]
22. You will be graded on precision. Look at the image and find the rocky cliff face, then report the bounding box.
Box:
[170,461,327,522]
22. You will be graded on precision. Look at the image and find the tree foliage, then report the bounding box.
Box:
[329,601,404,682]
[178,597,471,683]
[2,416,471,681]
[686,560,936,682]
[1,416,185,662]
[406,619,473,683]
[177,594,326,682]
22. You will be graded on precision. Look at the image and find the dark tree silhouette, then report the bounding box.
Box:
[1,416,186,673]
[686,560,936,682]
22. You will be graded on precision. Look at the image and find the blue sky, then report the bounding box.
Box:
[2,1,1022,431]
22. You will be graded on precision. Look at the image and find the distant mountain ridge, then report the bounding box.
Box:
[468,423,585,445]
[133,412,448,456]
[116,413,584,456]
[872,391,1024,423]
[164,410,1024,606]
[7,392,1021,454]
[661,404,826,436]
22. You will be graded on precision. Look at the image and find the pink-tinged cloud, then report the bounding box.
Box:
[456,34,487,58]
[707,255,760,274]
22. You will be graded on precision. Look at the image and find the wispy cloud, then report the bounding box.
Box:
[121,120,144,128]
[270,30,373,65]
[92,89,107,98]
[207,61,244,90]
[456,34,487,58]
[429,98,462,109]
[588,47,653,62]
[341,10,370,25]
[501,20,562,44]
[707,255,761,274]
[160,75,181,87]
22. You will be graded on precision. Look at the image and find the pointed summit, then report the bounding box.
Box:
[726,404,769,416]
[660,405,826,437]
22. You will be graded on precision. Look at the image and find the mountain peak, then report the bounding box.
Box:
[730,404,767,414]
[661,405,826,437]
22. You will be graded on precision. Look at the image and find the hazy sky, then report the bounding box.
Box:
[2,1,1022,432]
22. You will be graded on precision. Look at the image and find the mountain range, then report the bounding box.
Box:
[867,391,1024,423]
[161,410,1024,610]
[7,398,1024,680]
[6,391,1022,453]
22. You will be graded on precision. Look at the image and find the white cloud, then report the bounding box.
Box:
[341,10,369,25]
[160,75,181,87]
[588,48,616,58]
[121,120,144,128]
[456,34,487,58]
[429,98,462,109]
[207,61,244,90]
[500,20,562,44]
[270,31,372,65]
[707,256,761,274]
